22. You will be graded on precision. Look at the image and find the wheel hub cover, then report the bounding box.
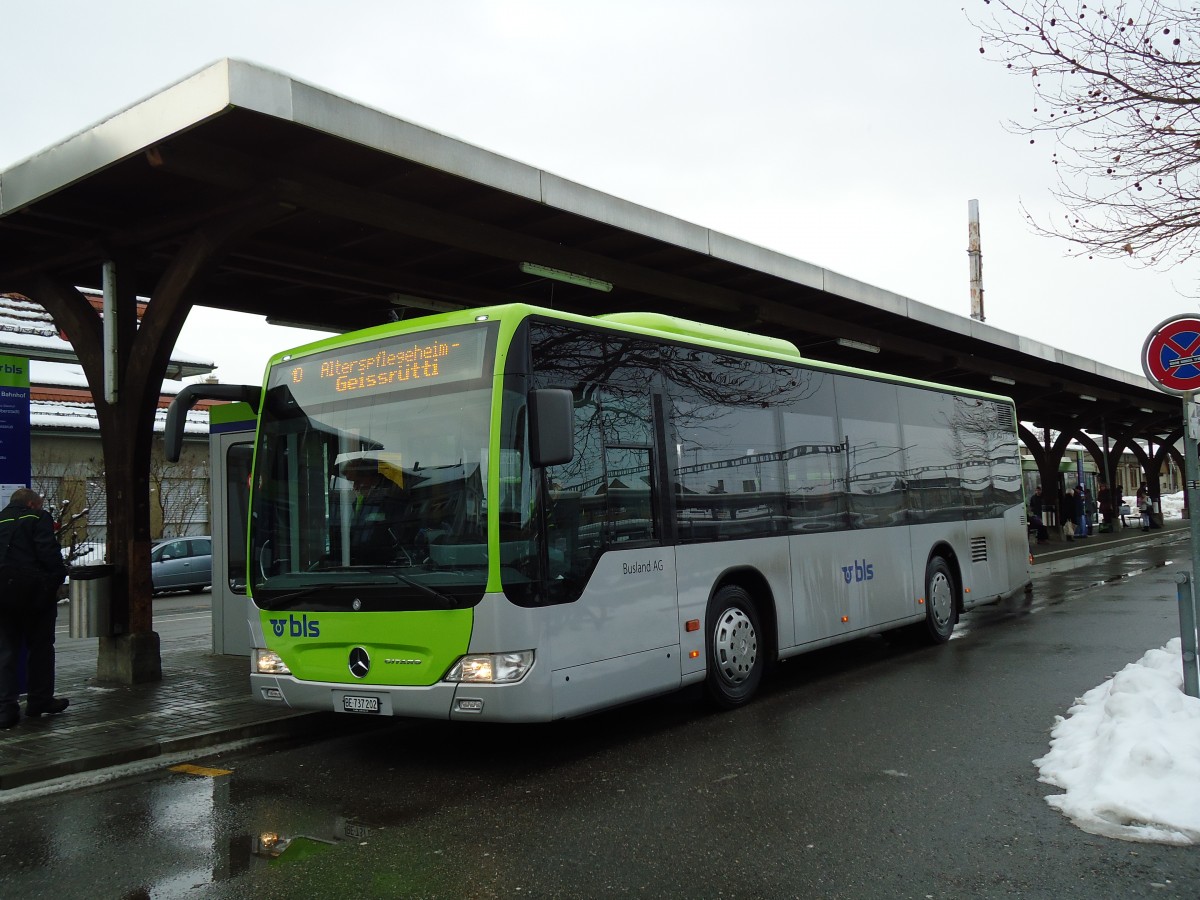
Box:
[715,609,757,684]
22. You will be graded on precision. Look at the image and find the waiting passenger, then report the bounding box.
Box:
[1137,483,1152,532]
[1061,487,1077,541]
[1028,486,1049,544]
[1074,485,1090,539]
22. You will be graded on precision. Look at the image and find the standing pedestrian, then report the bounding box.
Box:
[1076,484,1091,538]
[1098,482,1113,533]
[1061,486,1078,540]
[1028,486,1050,544]
[1137,483,1152,532]
[0,488,70,729]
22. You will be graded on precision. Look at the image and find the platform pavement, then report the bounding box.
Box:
[0,518,1191,792]
[1027,513,1189,563]
[0,620,332,791]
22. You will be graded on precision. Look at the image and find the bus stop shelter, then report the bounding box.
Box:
[0,59,1180,681]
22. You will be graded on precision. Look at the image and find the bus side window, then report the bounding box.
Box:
[528,322,663,598]
[898,386,963,523]
[782,409,847,533]
[665,346,788,541]
[602,446,655,545]
[542,388,606,576]
[834,377,904,529]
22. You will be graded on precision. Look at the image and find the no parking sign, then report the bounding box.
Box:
[1142,314,1200,395]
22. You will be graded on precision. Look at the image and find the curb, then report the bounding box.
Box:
[0,711,326,791]
[0,746,161,791]
[156,711,330,756]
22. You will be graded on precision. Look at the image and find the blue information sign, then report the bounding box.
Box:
[0,354,32,506]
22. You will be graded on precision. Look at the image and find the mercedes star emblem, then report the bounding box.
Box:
[348,647,370,679]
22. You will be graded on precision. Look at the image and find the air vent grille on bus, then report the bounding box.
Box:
[970,537,988,563]
[994,403,1015,430]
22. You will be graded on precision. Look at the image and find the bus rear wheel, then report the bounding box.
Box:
[921,556,958,644]
[705,585,763,709]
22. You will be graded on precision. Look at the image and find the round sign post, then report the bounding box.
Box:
[1142,315,1200,697]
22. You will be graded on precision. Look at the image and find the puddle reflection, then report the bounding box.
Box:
[205,778,373,885]
[247,815,367,867]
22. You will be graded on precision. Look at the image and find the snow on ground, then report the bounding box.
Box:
[1034,639,1200,845]
[1122,491,1185,521]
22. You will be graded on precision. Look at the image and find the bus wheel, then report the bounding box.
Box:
[922,556,958,644]
[705,585,763,709]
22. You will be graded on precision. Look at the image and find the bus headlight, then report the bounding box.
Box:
[444,651,534,684]
[254,649,292,676]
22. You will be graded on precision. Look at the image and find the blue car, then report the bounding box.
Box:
[150,536,213,594]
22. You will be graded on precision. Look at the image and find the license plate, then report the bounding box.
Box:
[342,695,380,714]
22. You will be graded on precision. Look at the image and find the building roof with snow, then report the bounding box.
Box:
[0,291,214,377]
[2,292,217,436]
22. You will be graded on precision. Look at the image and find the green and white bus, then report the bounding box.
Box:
[172,304,1031,721]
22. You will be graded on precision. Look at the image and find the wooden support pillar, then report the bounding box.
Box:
[32,270,162,681]
[23,200,287,683]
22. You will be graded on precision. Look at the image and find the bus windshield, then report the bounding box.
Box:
[249,323,496,612]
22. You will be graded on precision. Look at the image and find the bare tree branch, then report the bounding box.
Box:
[972,0,1200,265]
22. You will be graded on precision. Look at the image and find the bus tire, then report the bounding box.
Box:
[705,585,763,709]
[922,556,958,644]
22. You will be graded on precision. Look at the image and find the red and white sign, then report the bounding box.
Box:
[1142,315,1200,395]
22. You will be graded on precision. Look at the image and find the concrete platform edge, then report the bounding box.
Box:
[1,712,327,791]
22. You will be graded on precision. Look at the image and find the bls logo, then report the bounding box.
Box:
[841,559,875,584]
[269,614,321,638]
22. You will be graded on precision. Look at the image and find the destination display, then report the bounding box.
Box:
[278,325,491,404]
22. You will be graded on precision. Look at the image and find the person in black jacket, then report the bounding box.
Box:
[0,488,70,728]
[1060,487,1079,541]
[1028,486,1050,544]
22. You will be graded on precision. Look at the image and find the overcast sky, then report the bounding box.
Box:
[3,0,1196,385]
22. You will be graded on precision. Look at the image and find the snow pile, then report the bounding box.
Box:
[1160,491,1186,520]
[1034,639,1200,845]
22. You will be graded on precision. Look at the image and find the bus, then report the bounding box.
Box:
[168,303,1031,721]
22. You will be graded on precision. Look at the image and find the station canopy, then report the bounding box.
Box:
[0,59,1179,440]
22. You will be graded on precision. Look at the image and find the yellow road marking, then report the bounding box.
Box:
[169,763,233,778]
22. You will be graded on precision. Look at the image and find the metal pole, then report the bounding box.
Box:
[1176,574,1200,698]
[1101,416,1111,531]
[1178,393,1200,697]
[102,260,118,405]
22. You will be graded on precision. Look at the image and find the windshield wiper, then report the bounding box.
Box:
[262,569,459,609]
[388,571,459,609]
[255,585,330,609]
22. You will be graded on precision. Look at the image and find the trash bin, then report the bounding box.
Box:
[69,564,113,638]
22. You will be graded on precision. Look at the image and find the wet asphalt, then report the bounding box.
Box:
[0,530,1197,899]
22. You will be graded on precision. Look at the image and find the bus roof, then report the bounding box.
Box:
[595,312,802,361]
[268,303,1015,407]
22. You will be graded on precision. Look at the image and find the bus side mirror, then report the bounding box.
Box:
[164,383,262,462]
[528,389,574,468]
